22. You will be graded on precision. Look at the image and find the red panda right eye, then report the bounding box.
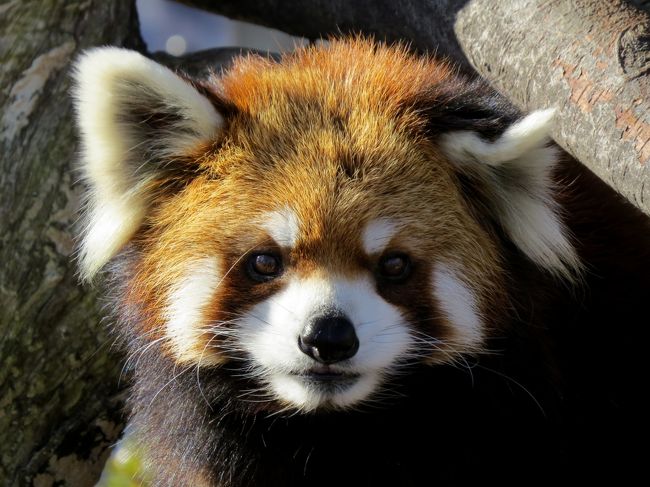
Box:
[247,253,282,281]
[378,253,412,281]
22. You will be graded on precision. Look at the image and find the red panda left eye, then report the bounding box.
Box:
[378,254,411,281]
[248,253,282,281]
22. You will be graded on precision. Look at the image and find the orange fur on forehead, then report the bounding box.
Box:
[218,38,452,121]
[188,38,497,272]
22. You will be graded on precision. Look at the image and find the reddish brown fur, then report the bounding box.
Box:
[123,40,507,365]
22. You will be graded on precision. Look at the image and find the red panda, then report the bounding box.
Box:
[72,39,650,486]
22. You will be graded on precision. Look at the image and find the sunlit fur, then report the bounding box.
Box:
[74,41,520,374]
[164,257,223,366]
[259,207,300,248]
[73,38,650,486]
[362,218,399,255]
[72,48,222,280]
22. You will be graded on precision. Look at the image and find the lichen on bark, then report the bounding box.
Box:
[0,1,143,485]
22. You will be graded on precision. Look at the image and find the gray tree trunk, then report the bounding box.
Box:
[0,1,142,485]
[181,0,650,216]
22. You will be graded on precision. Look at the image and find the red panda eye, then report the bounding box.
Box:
[379,254,411,281]
[248,253,282,281]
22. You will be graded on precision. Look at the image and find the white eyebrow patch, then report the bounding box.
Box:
[432,263,483,348]
[362,218,399,255]
[165,257,221,365]
[260,207,300,248]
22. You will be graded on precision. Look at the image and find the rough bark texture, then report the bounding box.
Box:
[0,1,142,485]
[454,0,650,218]
[181,0,650,216]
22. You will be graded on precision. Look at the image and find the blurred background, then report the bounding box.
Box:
[137,0,306,55]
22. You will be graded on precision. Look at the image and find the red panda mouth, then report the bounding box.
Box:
[297,368,361,384]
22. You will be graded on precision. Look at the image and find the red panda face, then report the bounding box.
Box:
[132,118,504,410]
[73,39,580,412]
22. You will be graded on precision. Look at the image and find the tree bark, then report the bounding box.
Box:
[0,1,142,485]
[180,0,650,216]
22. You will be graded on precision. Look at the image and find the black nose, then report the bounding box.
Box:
[298,314,359,364]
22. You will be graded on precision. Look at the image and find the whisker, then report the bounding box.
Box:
[472,362,546,416]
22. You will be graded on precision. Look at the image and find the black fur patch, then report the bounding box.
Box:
[412,78,521,140]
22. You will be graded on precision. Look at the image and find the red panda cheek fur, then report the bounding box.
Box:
[73,39,650,485]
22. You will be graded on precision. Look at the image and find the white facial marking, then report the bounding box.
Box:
[165,257,221,365]
[432,263,483,349]
[237,275,412,411]
[260,207,300,248]
[362,218,399,255]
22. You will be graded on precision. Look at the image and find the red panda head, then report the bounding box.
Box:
[73,39,580,412]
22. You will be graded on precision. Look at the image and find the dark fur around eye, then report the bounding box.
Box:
[378,253,411,282]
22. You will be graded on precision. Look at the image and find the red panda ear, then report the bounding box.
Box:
[72,48,223,281]
[440,109,582,281]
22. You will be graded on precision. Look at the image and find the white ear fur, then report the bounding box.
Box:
[72,47,222,281]
[440,109,581,280]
